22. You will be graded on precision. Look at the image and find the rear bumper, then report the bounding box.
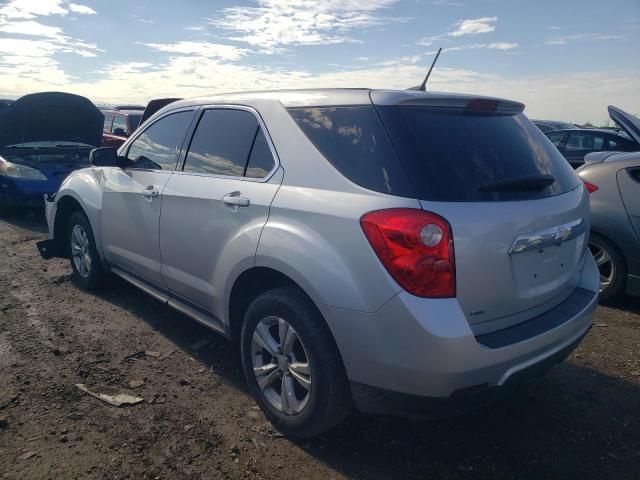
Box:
[319,251,599,403]
[351,329,588,418]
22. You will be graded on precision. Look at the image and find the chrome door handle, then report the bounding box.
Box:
[222,192,250,208]
[142,186,159,199]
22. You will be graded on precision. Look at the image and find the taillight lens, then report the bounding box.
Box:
[583,180,598,194]
[360,209,455,298]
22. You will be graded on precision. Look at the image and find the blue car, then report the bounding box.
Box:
[0,92,103,215]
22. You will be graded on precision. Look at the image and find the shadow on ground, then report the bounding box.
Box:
[84,275,640,480]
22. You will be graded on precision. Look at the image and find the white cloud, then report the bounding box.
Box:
[0,20,64,37]
[488,42,518,50]
[211,0,402,50]
[1,48,636,124]
[547,25,561,30]
[449,16,497,37]
[143,41,249,61]
[545,33,623,45]
[67,3,96,15]
[0,0,67,19]
[429,42,517,53]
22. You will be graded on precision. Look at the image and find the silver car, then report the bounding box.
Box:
[37,89,599,437]
[578,106,640,301]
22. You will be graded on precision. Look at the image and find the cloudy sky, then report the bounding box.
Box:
[0,0,638,123]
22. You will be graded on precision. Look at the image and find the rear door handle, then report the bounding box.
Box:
[222,192,250,208]
[142,185,159,199]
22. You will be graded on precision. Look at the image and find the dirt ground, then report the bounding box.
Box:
[0,211,639,480]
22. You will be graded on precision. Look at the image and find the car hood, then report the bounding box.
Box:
[0,92,103,148]
[608,105,640,145]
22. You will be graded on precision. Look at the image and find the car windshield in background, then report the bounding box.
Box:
[377,107,580,201]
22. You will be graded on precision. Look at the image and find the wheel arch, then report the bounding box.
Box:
[227,266,322,343]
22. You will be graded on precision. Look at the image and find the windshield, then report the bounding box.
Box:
[377,106,580,201]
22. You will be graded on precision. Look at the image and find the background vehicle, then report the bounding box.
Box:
[532,119,578,133]
[100,107,144,148]
[0,92,103,214]
[38,89,598,437]
[545,127,638,169]
[578,106,640,301]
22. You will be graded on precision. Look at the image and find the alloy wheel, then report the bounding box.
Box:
[589,240,615,293]
[251,316,312,415]
[71,224,92,278]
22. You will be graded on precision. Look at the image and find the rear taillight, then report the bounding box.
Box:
[583,180,598,194]
[360,209,455,298]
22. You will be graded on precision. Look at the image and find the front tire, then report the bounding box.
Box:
[67,211,106,289]
[589,232,626,302]
[241,286,352,438]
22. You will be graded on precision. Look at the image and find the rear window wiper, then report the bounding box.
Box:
[479,174,555,192]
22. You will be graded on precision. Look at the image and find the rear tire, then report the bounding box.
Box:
[240,286,352,438]
[67,211,106,290]
[589,232,626,302]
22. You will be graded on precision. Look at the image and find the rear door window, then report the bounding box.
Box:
[182,109,259,177]
[288,107,413,196]
[376,107,580,201]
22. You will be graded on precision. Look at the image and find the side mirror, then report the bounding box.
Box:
[89,147,131,168]
[113,127,127,137]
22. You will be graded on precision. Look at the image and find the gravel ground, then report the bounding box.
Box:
[0,211,639,480]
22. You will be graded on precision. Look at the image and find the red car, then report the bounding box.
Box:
[100,107,144,148]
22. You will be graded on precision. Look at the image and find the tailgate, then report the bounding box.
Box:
[421,185,590,330]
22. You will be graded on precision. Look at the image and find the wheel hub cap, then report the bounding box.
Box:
[251,316,312,415]
[589,240,615,293]
[70,224,91,278]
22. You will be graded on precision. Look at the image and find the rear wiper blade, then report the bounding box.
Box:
[479,174,555,192]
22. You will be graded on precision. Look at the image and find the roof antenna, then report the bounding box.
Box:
[410,47,442,91]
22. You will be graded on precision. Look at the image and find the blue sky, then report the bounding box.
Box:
[0,0,638,123]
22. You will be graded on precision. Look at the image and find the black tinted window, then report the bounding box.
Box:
[607,135,637,152]
[288,107,413,196]
[245,129,275,178]
[128,114,142,131]
[183,109,258,176]
[126,111,193,170]
[377,107,580,201]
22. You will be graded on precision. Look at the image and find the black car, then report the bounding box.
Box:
[532,119,578,133]
[545,128,639,168]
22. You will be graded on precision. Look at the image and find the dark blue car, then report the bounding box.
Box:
[0,92,103,215]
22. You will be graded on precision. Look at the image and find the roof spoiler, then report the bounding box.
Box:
[393,95,525,114]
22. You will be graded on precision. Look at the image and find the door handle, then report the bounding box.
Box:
[142,185,159,199]
[222,192,250,208]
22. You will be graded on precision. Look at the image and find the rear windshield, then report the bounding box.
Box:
[289,105,580,201]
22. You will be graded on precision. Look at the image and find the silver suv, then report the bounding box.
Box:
[37,89,599,437]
